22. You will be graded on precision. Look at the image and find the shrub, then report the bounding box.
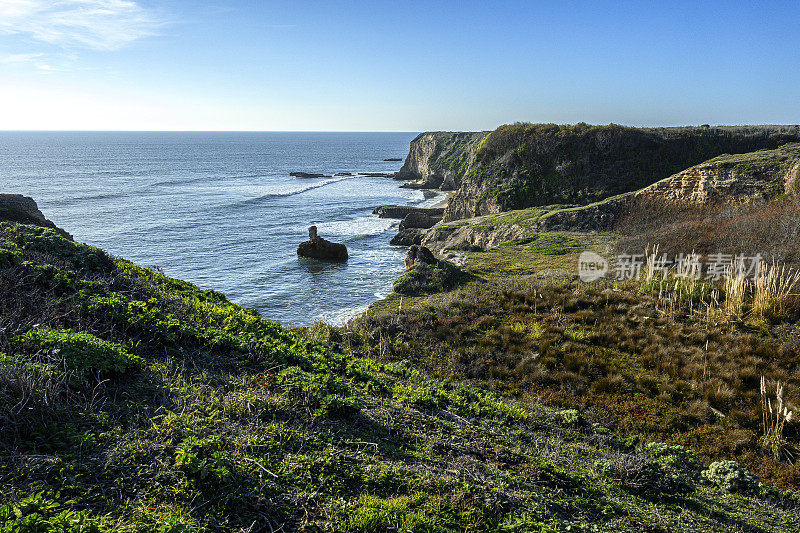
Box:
[277,366,355,416]
[5,224,114,272]
[13,328,144,380]
[318,393,362,418]
[556,408,583,426]
[174,435,232,482]
[701,460,760,494]
[0,239,21,267]
[644,442,701,472]
[393,260,472,296]
[609,452,695,495]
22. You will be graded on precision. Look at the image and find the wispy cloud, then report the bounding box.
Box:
[0,0,164,51]
[0,52,44,63]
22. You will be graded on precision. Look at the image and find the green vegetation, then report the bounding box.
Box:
[499,233,584,255]
[2,214,800,532]
[393,259,473,295]
[360,233,800,492]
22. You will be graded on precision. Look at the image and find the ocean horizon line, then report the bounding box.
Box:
[0,129,422,134]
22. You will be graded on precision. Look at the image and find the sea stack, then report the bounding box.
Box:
[297,225,348,261]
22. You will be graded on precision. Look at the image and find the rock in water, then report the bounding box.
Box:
[290,172,328,178]
[297,226,348,261]
[372,205,444,219]
[399,211,441,230]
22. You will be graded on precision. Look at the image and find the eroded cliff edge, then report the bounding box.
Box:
[396,123,800,223]
[417,141,800,254]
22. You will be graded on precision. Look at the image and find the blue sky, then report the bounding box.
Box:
[1,0,799,131]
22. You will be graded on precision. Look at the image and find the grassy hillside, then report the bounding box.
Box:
[360,233,800,489]
[2,219,800,531]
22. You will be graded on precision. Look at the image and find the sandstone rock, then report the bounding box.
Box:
[297,226,348,261]
[395,131,489,191]
[635,144,800,205]
[422,220,527,253]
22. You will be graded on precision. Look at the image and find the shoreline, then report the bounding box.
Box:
[430,191,454,209]
[326,186,450,327]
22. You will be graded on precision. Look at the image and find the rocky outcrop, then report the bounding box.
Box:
[635,143,800,204]
[421,143,800,254]
[422,221,529,254]
[404,245,436,270]
[395,131,489,190]
[393,245,473,295]
[399,211,441,231]
[373,205,444,219]
[390,229,425,246]
[297,226,348,261]
[0,194,71,238]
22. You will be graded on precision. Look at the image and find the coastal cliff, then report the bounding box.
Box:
[395,131,489,190]
[419,142,800,253]
[0,193,71,238]
[397,123,800,222]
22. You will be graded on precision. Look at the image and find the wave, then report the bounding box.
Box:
[148,175,218,188]
[316,303,371,326]
[235,176,353,206]
[317,214,396,239]
[46,189,131,206]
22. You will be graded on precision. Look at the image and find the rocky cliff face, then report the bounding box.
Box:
[398,123,800,224]
[418,143,800,254]
[0,194,48,224]
[636,143,800,204]
[395,131,489,190]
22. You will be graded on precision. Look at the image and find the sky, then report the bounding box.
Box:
[0,0,799,131]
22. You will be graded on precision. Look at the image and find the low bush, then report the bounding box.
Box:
[702,460,760,494]
[393,260,472,296]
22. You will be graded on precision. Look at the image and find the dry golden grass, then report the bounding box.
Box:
[723,265,748,319]
[761,376,795,459]
[753,261,800,319]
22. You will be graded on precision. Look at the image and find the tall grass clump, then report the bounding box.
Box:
[752,261,800,319]
[760,376,794,460]
[723,265,748,319]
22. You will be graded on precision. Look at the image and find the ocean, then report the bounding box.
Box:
[0,131,430,326]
